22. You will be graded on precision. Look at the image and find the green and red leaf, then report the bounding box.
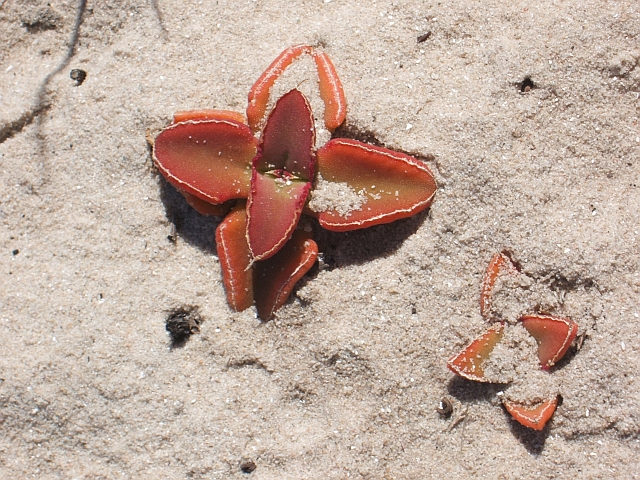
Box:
[253,228,318,320]
[313,139,437,232]
[520,314,579,370]
[503,396,558,431]
[215,202,253,312]
[154,119,257,204]
[247,89,316,261]
[447,324,505,382]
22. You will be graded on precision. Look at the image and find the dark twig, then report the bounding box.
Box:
[150,0,168,40]
[27,0,87,189]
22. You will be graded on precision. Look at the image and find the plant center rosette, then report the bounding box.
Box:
[152,45,437,320]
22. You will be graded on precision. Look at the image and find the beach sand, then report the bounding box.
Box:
[1,0,639,477]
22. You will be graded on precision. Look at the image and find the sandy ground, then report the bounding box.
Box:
[1,0,639,478]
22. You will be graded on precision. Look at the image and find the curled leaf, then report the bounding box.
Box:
[520,314,579,370]
[253,229,318,320]
[215,203,253,312]
[313,51,347,131]
[480,252,518,319]
[173,109,247,125]
[246,44,313,132]
[313,139,437,232]
[447,324,505,382]
[255,89,315,180]
[503,396,558,431]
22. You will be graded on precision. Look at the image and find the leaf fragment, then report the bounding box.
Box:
[520,314,579,370]
[447,324,505,382]
[173,109,246,125]
[181,190,233,217]
[480,252,518,319]
[503,396,558,431]
[215,203,253,312]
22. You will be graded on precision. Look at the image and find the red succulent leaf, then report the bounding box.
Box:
[154,119,257,204]
[255,89,315,180]
[253,229,318,320]
[313,139,437,232]
[246,45,313,132]
[520,314,579,370]
[447,324,505,382]
[503,396,558,431]
[313,51,347,131]
[173,109,246,125]
[480,252,518,319]
[215,202,253,312]
[247,171,312,261]
[247,89,316,261]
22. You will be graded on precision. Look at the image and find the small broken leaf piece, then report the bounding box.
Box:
[253,229,318,320]
[480,252,518,319]
[520,314,578,370]
[503,396,558,431]
[215,203,253,312]
[153,119,257,204]
[447,324,505,382]
[247,89,316,261]
[314,139,437,232]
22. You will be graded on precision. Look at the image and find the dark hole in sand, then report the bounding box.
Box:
[520,77,535,93]
[166,305,203,347]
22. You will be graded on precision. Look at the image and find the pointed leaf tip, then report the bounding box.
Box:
[247,89,316,261]
[154,119,257,204]
[520,314,578,370]
[503,396,558,431]
[257,89,316,180]
[480,252,518,319]
[314,139,436,232]
[216,203,253,312]
[253,229,318,320]
[447,324,504,382]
